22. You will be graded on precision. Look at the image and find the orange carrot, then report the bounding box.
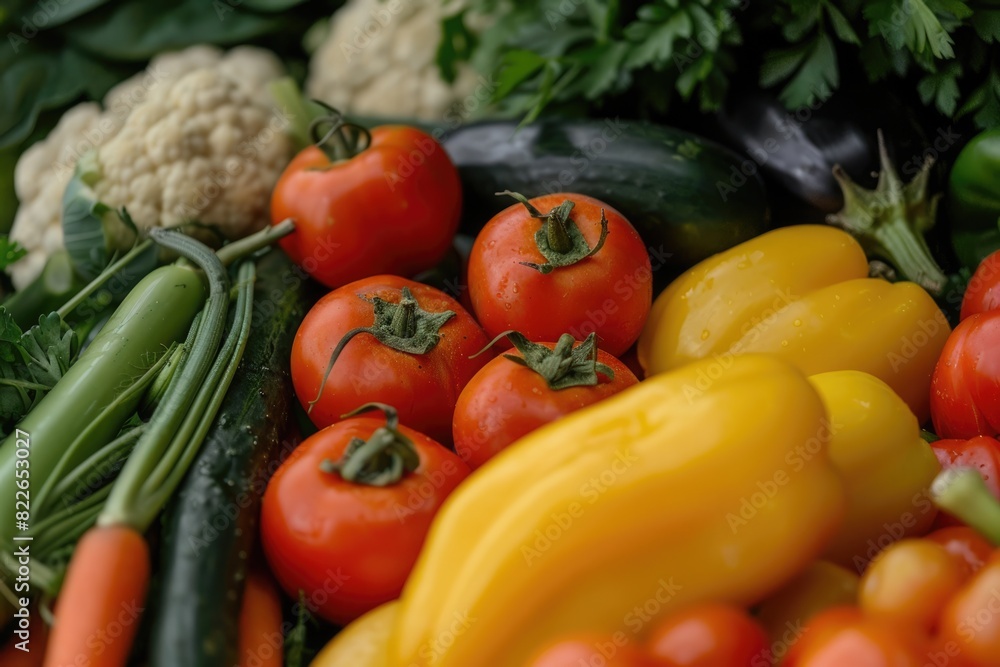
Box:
[0,608,48,667]
[42,525,149,667]
[238,565,284,667]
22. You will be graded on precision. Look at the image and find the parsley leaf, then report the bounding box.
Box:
[0,236,26,271]
[0,308,79,436]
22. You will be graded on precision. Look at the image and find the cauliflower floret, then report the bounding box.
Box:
[307,0,488,120]
[8,45,291,289]
[94,67,290,251]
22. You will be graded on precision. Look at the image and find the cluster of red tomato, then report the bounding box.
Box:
[260,128,656,628]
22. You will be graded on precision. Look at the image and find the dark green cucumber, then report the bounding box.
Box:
[149,249,309,667]
[442,119,771,276]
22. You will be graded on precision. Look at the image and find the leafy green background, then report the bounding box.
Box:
[453,0,1000,128]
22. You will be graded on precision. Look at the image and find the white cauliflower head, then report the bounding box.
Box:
[307,0,490,121]
[8,45,291,289]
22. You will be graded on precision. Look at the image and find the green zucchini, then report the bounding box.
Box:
[441,119,771,277]
[148,249,309,667]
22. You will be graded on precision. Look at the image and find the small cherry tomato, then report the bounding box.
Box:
[467,192,652,357]
[645,603,768,667]
[961,249,1000,320]
[452,332,638,469]
[783,607,926,667]
[290,275,491,444]
[754,561,859,660]
[938,560,1000,667]
[526,636,668,667]
[271,119,461,289]
[858,538,969,633]
[926,526,995,573]
[260,404,469,625]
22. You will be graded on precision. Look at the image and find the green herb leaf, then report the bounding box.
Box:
[0,307,78,436]
[0,310,23,363]
[493,50,548,101]
[623,11,693,70]
[437,11,479,84]
[823,1,861,44]
[972,9,1000,42]
[776,32,839,108]
[0,237,26,272]
[917,63,961,116]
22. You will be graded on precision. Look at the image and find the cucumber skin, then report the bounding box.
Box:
[149,250,308,667]
[442,119,772,277]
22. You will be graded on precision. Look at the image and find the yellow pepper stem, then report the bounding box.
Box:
[931,467,1000,546]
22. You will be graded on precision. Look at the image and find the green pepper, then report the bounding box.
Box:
[949,128,1000,270]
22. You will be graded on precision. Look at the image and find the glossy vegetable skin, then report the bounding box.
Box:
[290,275,491,444]
[808,371,940,569]
[930,436,1000,528]
[646,603,768,667]
[949,128,1000,270]
[467,192,652,357]
[452,333,638,469]
[639,225,950,422]
[960,249,1000,320]
[712,90,930,223]
[389,355,845,667]
[931,313,1000,438]
[150,249,307,667]
[260,410,469,625]
[441,119,771,276]
[272,125,461,289]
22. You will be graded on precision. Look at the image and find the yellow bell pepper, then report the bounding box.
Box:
[388,354,846,667]
[808,370,940,570]
[637,225,950,422]
[309,602,396,667]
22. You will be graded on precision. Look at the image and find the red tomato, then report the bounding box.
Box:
[926,526,996,573]
[938,560,1000,666]
[930,436,1000,527]
[271,125,461,288]
[467,192,652,357]
[930,312,1000,438]
[783,607,926,667]
[858,539,969,634]
[527,636,669,667]
[961,249,1000,320]
[291,275,491,444]
[260,408,469,625]
[645,603,768,667]
[452,333,639,469]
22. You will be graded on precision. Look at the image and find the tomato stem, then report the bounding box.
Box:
[497,191,609,274]
[307,288,455,416]
[931,467,1000,546]
[471,330,614,390]
[320,403,420,486]
[307,101,372,162]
